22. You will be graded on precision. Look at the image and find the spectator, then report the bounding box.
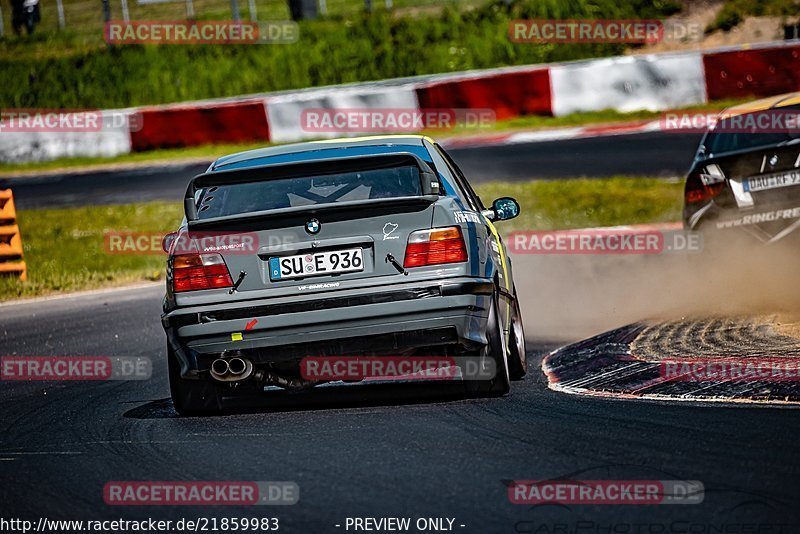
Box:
[11,0,40,35]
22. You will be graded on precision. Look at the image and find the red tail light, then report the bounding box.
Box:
[404,226,468,268]
[685,171,724,205]
[172,253,233,292]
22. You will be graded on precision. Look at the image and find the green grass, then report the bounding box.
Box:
[0,0,680,109]
[474,177,684,233]
[706,0,799,33]
[0,99,747,175]
[0,176,683,301]
[0,202,182,300]
[0,0,488,43]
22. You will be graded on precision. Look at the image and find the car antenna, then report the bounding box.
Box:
[228,271,248,294]
[385,254,408,276]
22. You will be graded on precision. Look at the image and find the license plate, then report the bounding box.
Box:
[269,248,364,281]
[744,170,800,192]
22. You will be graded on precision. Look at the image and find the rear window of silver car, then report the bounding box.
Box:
[195,165,422,219]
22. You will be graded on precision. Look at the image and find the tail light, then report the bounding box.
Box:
[404,226,468,268]
[685,165,725,205]
[172,253,233,292]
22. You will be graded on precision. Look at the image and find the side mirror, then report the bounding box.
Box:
[489,197,520,221]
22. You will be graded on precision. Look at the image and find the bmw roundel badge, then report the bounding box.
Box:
[306,218,321,234]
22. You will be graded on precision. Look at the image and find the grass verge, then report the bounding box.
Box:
[477,177,684,233]
[0,176,684,301]
[0,202,182,301]
[0,0,680,108]
[706,0,796,33]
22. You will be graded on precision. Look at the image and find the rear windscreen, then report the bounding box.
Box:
[704,130,800,155]
[704,107,800,155]
[195,165,422,219]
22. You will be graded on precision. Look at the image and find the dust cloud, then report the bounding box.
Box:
[511,232,800,343]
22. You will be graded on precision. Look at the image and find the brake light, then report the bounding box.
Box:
[172,253,233,292]
[404,226,468,268]
[685,171,724,205]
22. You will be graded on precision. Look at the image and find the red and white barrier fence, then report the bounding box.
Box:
[2,41,799,163]
[415,67,552,121]
[703,44,800,100]
[131,99,270,151]
[265,85,420,142]
[549,51,706,116]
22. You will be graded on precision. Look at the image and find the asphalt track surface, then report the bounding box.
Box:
[3,128,799,530]
[2,285,799,531]
[2,131,703,209]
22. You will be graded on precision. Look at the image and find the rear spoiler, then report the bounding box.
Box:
[184,152,440,223]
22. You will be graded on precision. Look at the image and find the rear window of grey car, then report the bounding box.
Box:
[196,165,423,219]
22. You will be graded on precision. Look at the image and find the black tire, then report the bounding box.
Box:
[168,345,222,416]
[507,291,527,381]
[465,293,510,396]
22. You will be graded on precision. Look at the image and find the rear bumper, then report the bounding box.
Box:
[163,278,495,378]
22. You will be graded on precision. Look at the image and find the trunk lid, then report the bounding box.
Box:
[174,153,441,296]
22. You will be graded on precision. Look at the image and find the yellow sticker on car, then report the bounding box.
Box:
[231,332,243,341]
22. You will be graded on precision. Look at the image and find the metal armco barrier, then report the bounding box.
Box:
[0,189,26,281]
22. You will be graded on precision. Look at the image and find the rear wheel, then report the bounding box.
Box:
[168,345,222,416]
[465,293,510,396]
[507,290,527,381]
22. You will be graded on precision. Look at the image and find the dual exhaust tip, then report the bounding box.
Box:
[211,357,252,381]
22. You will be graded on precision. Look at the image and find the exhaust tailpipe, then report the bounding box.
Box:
[210,356,254,382]
[228,357,247,375]
[211,358,229,376]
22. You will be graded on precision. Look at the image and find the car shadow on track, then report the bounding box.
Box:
[122,381,484,419]
[121,342,565,419]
